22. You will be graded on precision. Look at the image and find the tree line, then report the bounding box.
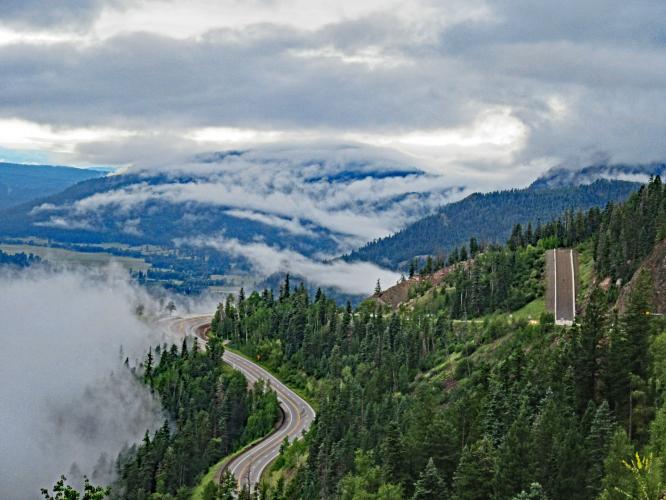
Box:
[112,337,279,499]
[207,178,666,499]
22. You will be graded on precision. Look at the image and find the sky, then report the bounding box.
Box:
[1,0,665,182]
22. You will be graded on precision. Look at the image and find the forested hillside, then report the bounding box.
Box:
[531,162,666,190]
[110,337,279,499]
[201,177,666,499]
[347,179,638,269]
[51,177,665,499]
[0,162,104,210]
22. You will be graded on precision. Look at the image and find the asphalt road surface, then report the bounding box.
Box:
[161,314,316,491]
[545,249,578,325]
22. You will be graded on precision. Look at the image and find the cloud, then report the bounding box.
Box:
[0,266,166,499]
[185,235,400,295]
[224,209,315,237]
[0,27,476,131]
[36,145,463,250]
[33,215,95,230]
[0,0,133,31]
[1,0,665,177]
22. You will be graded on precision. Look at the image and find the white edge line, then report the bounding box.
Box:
[553,249,558,320]
[570,249,576,320]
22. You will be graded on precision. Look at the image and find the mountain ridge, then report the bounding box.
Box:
[346,179,640,270]
[0,162,105,210]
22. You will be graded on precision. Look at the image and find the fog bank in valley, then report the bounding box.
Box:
[0,267,166,500]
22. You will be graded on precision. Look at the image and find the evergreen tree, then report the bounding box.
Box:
[598,429,634,500]
[649,403,666,481]
[469,237,479,257]
[575,287,607,408]
[412,458,446,500]
[585,401,614,497]
[511,483,549,500]
[280,274,291,302]
[452,436,496,500]
[41,476,110,500]
[623,269,653,380]
[219,471,238,499]
[380,422,408,486]
[494,407,532,498]
[409,259,416,279]
[144,347,154,387]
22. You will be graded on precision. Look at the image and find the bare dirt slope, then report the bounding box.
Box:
[373,266,458,309]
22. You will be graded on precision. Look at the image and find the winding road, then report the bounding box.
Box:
[161,314,316,491]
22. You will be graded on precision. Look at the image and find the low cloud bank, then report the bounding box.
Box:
[0,267,166,499]
[186,236,400,295]
[34,145,461,252]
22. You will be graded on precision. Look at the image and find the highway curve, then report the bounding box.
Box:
[161,314,316,491]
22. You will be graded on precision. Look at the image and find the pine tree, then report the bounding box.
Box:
[649,403,666,480]
[509,224,524,250]
[469,237,479,257]
[409,259,416,279]
[144,347,154,388]
[598,429,634,499]
[202,480,219,500]
[219,470,237,499]
[452,436,496,500]
[585,401,614,497]
[41,476,110,500]
[511,482,549,500]
[494,407,532,498]
[575,287,607,408]
[449,247,459,265]
[280,274,291,301]
[412,458,446,500]
[525,222,534,246]
[623,269,653,379]
[381,422,408,486]
[606,311,632,426]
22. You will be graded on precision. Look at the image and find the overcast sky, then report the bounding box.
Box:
[1,0,665,180]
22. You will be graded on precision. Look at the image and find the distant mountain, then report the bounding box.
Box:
[0,172,340,256]
[0,162,105,210]
[346,179,640,270]
[0,147,458,277]
[530,162,665,189]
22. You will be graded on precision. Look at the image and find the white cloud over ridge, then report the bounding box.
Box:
[36,145,464,249]
[224,209,316,237]
[185,235,401,295]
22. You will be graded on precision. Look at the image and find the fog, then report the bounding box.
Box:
[0,266,167,499]
[186,235,401,295]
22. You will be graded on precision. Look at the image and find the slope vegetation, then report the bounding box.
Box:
[347,180,639,269]
[0,162,104,210]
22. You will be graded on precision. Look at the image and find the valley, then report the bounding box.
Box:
[4,163,666,500]
[5,4,666,499]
